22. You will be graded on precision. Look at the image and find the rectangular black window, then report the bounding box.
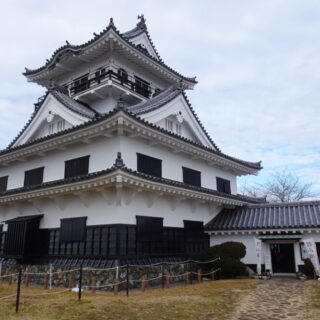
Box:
[134,76,151,98]
[184,220,204,233]
[137,216,163,242]
[24,167,44,187]
[60,217,87,242]
[65,156,90,179]
[0,176,8,192]
[73,74,89,94]
[182,167,201,187]
[216,177,231,194]
[137,153,162,178]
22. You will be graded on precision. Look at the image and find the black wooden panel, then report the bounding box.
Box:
[4,222,27,257]
[182,167,201,187]
[24,167,44,187]
[64,156,90,178]
[137,153,162,178]
[184,220,204,233]
[0,176,8,192]
[216,177,231,194]
[60,217,87,242]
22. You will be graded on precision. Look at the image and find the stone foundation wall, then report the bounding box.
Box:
[0,263,197,291]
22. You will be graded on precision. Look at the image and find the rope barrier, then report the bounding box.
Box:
[0,293,16,300]
[24,268,80,276]
[83,279,127,289]
[0,273,18,279]
[21,289,70,297]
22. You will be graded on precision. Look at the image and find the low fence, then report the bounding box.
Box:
[0,257,221,313]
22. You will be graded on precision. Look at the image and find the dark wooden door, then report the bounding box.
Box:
[270,243,295,273]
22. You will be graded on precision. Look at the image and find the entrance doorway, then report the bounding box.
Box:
[270,243,295,273]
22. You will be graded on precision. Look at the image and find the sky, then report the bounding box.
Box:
[0,0,319,194]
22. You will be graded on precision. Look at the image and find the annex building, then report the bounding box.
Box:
[0,16,319,274]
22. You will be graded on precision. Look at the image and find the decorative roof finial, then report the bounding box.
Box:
[137,14,146,28]
[109,17,114,27]
[113,152,125,168]
[66,40,70,45]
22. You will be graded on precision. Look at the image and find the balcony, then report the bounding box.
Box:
[66,65,158,100]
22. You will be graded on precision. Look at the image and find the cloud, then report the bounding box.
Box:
[0,0,319,193]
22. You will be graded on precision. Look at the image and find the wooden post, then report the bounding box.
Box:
[140,276,147,292]
[8,274,12,285]
[165,275,170,288]
[197,269,202,283]
[68,275,73,291]
[44,274,49,290]
[185,272,190,285]
[24,273,29,287]
[91,277,96,294]
[78,265,83,301]
[114,279,119,295]
[15,267,22,313]
[126,263,129,297]
[161,263,165,289]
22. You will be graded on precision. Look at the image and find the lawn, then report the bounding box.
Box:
[0,279,257,320]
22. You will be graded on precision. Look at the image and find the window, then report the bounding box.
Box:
[60,217,87,242]
[24,167,44,187]
[165,119,173,132]
[216,177,231,194]
[182,167,201,187]
[0,176,8,192]
[64,156,90,179]
[137,216,163,255]
[134,76,150,98]
[117,68,128,83]
[73,74,89,94]
[95,68,106,84]
[137,153,162,178]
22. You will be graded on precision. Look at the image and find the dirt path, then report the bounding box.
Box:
[230,279,305,320]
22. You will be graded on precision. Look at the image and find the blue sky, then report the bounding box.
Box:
[0,0,319,194]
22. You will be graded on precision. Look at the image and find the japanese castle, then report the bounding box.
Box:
[0,16,319,273]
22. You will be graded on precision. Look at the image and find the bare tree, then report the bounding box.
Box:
[241,170,317,202]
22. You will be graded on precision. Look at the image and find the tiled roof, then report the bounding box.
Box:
[205,201,320,231]
[128,84,182,115]
[7,88,98,149]
[0,165,263,204]
[23,18,196,85]
[1,107,262,171]
[129,84,220,151]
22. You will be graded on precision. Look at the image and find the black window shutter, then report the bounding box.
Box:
[60,217,87,242]
[64,156,90,179]
[182,167,201,187]
[216,177,231,194]
[0,176,8,192]
[136,216,163,242]
[137,153,162,178]
[24,167,44,187]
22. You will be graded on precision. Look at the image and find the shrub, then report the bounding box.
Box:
[199,241,247,278]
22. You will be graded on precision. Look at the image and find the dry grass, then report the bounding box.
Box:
[305,280,320,320]
[0,279,257,320]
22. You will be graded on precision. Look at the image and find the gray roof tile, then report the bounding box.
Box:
[205,201,320,230]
